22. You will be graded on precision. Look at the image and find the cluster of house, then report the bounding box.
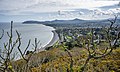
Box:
[55,27,120,47]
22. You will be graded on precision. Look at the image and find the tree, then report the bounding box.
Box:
[0,21,40,72]
[80,16,120,72]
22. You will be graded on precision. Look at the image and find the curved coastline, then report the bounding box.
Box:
[37,29,59,52]
[21,23,59,52]
[45,30,59,47]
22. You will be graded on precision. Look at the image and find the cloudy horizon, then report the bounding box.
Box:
[0,0,120,22]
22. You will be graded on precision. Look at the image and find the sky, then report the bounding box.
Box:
[0,0,120,22]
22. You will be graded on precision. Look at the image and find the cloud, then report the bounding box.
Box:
[0,0,120,21]
[0,0,75,15]
[0,0,73,10]
[0,0,118,11]
[93,3,120,16]
[0,0,38,10]
[99,3,120,10]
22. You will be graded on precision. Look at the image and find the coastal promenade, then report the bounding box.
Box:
[37,30,59,52]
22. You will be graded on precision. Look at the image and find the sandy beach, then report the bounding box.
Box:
[37,30,59,51]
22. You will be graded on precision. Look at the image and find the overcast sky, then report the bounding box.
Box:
[0,0,120,22]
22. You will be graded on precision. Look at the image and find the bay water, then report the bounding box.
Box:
[0,22,55,59]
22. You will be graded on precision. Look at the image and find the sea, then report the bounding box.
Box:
[0,22,55,59]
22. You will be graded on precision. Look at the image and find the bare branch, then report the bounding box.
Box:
[93,48,113,59]
[16,30,27,61]
[10,21,13,39]
[27,38,39,62]
[4,43,8,52]
[0,29,4,40]
[7,32,10,38]
[65,48,73,72]
[0,55,5,60]
[9,38,19,54]
[23,39,31,55]
[81,16,118,71]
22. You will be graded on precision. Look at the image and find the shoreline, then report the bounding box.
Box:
[37,30,59,52]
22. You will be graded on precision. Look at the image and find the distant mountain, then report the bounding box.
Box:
[23,18,120,27]
[22,20,44,24]
[22,18,85,25]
